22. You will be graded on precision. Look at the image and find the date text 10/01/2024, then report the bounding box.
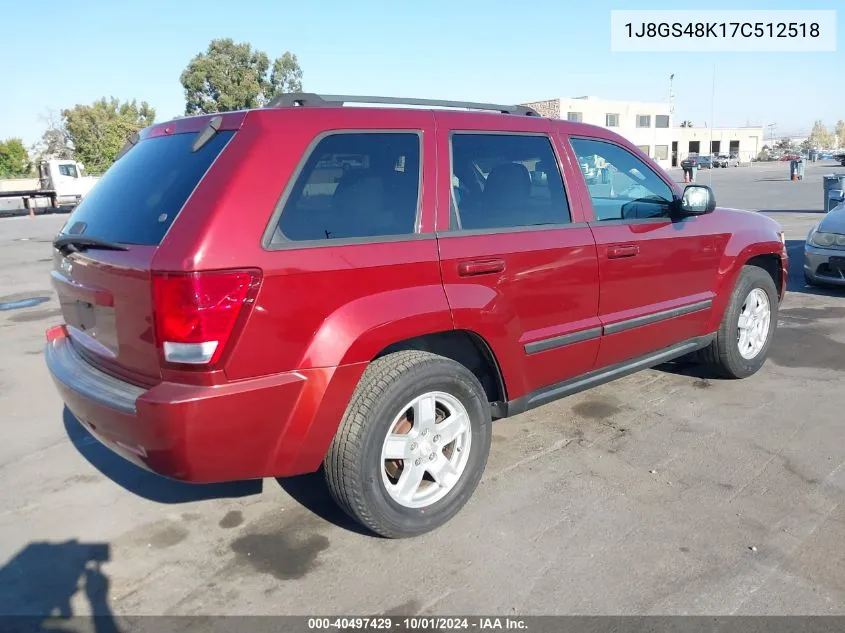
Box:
[625,22,820,38]
[307,617,528,630]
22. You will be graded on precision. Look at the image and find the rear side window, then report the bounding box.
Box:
[60,131,233,246]
[450,133,571,231]
[274,132,421,242]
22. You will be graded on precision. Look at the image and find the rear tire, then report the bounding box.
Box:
[324,350,492,538]
[700,265,779,379]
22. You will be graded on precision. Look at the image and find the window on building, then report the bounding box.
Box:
[655,115,670,128]
[636,115,651,128]
[567,112,583,123]
[637,145,650,156]
[449,133,572,230]
[570,138,674,222]
[275,132,421,242]
[654,145,669,160]
[605,113,619,127]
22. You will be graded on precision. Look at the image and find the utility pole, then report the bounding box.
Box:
[709,64,715,184]
[669,73,675,117]
[766,123,777,146]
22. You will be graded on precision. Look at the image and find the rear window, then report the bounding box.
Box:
[272,132,421,243]
[60,130,234,246]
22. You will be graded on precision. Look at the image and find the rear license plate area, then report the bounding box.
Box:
[73,301,97,332]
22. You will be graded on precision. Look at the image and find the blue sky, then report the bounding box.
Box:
[1,0,841,147]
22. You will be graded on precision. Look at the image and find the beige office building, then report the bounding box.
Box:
[523,96,763,169]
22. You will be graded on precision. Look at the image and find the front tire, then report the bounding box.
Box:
[701,265,779,379]
[324,351,492,538]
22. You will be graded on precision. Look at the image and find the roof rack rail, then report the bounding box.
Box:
[264,93,541,117]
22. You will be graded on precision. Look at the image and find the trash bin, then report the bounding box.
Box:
[796,158,806,180]
[823,174,845,213]
[790,160,797,180]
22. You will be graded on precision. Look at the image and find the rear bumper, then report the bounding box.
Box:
[45,326,366,482]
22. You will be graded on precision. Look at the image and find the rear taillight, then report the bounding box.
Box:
[152,269,261,367]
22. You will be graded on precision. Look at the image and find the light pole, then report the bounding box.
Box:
[767,123,777,147]
[669,73,675,117]
[709,64,715,185]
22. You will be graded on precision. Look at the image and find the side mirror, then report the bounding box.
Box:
[678,184,716,215]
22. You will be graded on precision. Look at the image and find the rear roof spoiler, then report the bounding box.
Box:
[264,93,541,117]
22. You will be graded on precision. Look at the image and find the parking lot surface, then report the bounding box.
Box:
[1,160,844,617]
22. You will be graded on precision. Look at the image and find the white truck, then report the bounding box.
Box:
[0,159,98,216]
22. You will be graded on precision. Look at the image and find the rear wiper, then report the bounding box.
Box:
[53,235,129,256]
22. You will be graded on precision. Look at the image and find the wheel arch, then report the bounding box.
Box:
[744,252,783,296]
[375,329,509,416]
[706,238,785,333]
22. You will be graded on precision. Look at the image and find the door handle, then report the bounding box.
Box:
[458,259,506,276]
[607,244,639,259]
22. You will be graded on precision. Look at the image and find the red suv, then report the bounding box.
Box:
[46,94,788,538]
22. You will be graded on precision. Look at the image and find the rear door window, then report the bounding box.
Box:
[60,131,234,246]
[272,132,421,243]
[449,133,571,231]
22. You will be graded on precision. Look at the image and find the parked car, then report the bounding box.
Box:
[697,155,713,169]
[44,93,789,538]
[714,154,739,168]
[680,154,699,170]
[805,198,845,287]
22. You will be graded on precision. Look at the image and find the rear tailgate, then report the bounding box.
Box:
[50,114,241,385]
[52,246,163,384]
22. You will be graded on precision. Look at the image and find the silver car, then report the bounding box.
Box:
[805,200,845,287]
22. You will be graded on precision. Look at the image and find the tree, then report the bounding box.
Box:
[836,120,845,149]
[32,109,74,161]
[808,120,833,149]
[180,38,303,115]
[0,138,31,178]
[775,137,795,151]
[62,98,155,174]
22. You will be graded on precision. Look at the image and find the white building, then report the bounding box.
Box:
[523,96,763,168]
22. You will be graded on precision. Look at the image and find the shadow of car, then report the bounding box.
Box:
[63,407,263,503]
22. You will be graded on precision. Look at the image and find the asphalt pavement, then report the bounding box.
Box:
[1,160,844,619]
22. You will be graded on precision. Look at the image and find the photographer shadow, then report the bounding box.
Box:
[0,540,121,633]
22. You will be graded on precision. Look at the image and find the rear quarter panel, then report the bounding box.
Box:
[155,108,453,379]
